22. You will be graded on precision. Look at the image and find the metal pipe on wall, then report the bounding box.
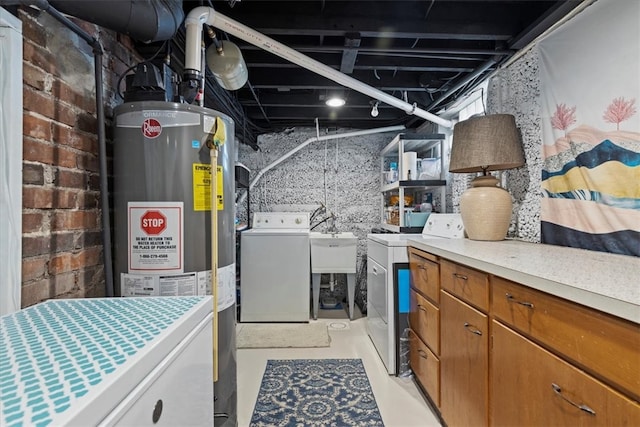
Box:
[184,6,453,129]
[16,0,115,297]
[236,124,405,205]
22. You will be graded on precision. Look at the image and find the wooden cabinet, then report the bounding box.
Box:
[440,289,489,427]
[408,248,441,409]
[491,320,640,426]
[492,276,640,401]
[407,246,640,427]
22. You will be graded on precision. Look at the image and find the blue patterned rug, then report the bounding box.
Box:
[250,359,384,426]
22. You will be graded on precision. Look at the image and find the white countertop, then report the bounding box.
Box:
[407,238,640,324]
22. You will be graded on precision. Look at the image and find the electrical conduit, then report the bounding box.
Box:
[184,6,453,128]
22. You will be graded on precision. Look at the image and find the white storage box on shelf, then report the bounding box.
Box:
[0,296,214,427]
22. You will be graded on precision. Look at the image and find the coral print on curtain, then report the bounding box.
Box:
[538,0,640,256]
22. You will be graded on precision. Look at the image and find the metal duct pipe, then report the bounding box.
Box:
[50,0,184,42]
[184,6,453,129]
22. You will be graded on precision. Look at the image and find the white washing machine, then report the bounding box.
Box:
[366,213,464,374]
[240,212,310,322]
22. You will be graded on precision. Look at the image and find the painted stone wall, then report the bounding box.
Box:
[487,48,543,242]
[237,127,399,312]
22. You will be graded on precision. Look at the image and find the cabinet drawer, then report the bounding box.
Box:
[409,289,439,354]
[409,329,440,408]
[440,259,489,312]
[492,276,640,401]
[409,249,440,303]
[491,321,640,427]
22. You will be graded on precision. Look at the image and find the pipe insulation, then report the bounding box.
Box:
[50,0,184,42]
[236,124,405,205]
[184,6,453,129]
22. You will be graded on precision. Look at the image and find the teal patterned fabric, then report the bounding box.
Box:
[251,359,384,426]
[0,297,202,427]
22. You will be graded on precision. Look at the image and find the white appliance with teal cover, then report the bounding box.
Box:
[0,296,213,426]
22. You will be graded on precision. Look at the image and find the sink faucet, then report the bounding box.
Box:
[326,213,338,234]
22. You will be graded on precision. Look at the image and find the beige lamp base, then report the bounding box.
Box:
[460,175,512,241]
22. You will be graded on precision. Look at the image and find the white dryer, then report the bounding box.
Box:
[366,214,464,374]
[240,212,310,322]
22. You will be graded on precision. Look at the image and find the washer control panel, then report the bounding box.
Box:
[422,213,465,239]
[252,212,310,229]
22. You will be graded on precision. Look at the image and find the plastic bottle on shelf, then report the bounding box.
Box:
[388,162,398,183]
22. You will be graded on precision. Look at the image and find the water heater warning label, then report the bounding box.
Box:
[128,202,183,273]
[192,163,223,211]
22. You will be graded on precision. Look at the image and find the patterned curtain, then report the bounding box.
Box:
[538,0,640,256]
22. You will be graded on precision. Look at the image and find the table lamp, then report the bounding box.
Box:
[449,114,525,241]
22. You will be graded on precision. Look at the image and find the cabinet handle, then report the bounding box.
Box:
[417,264,425,270]
[463,322,482,336]
[505,293,534,309]
[551,383,596,416]
[453,273,468,280]
[418,349,428,359]
[372,267,378,274]
[417,304,428,313]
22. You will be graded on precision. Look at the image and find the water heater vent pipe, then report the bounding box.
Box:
[184,6,453,129]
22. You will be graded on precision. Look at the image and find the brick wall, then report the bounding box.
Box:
[18,7,140,307]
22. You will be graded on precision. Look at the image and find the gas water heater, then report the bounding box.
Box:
[113,101,237,426]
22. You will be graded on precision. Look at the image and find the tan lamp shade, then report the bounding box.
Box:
[449,114,525,241]
[450,114,524,173]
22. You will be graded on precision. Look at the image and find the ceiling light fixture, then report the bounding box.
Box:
[325,97,345,107]
[370,101,379,117]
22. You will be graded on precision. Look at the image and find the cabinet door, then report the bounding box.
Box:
[491,320,640,427]
[440,290,489,427]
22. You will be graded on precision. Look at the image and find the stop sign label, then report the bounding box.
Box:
[141,210,167,235]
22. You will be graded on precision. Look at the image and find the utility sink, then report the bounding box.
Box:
[310,231,358,320]
[309,231,358,273]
